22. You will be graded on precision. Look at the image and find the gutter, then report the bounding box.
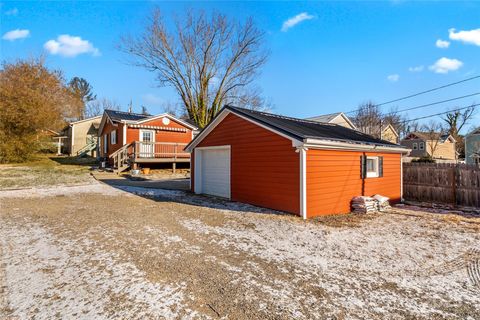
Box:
[303,138,410,154]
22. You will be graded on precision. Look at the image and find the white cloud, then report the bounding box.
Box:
[408,65,424,72]
[281,12,314,32]
[387,74,400,82]
[449,28,480,46]
[4,8,18,16]
[43,35,100,57]
[141,94,164,107]
[2,29,30,41]
[429,57,463,74]
[435,39,450,48]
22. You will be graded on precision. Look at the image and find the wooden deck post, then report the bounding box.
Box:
[172,162,176,174]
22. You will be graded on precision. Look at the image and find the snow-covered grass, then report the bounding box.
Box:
[0,219,198,319]
[1,182,479,319]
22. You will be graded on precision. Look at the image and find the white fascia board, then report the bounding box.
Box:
[69,115,102,125]
[134,113,198,130]
[185,109,302,152]
[304,138,410,154]
[337,113,357,130]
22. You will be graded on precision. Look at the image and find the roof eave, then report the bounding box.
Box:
[303,137,409,154]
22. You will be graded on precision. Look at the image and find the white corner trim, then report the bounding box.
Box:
[400,155,404,202]
[299,147,307,220]
[71,125,75,149]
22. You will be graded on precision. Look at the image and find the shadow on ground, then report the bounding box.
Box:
[94,171,289,217]
[50,156,98,167]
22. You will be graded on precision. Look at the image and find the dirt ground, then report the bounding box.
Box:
[1,169,480,319]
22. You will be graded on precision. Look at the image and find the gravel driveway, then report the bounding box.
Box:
[1,182,479,319]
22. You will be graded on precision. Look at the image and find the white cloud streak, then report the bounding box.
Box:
[44,35,100,57]
[429,57,463,74]
[435,39,450,48]
[449,28,480,46]
[4,8,18,16]
[281,12,314,32]
[2,29,30,41]
[408,65,424,72]
[387,74,400,82]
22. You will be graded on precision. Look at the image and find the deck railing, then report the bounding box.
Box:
[133,142,190,160]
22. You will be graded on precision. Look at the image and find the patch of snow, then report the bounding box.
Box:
[0,182,124,199]
[0,219,196,319]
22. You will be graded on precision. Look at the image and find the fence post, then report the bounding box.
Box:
[451,165,457,206]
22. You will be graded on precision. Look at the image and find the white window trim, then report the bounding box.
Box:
[110,130,117,145]
[413,142,418,150]
[419,142,425,150]
[139,129,155,143]
[366,156,379,178]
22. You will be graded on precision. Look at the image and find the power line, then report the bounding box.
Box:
[385,92,480,116]
[345,74,480,114]
[401,103,480,124]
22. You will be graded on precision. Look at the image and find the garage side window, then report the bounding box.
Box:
[360,155,383,178]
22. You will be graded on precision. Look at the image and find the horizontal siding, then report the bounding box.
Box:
[196,113,300,215]
[306,150,401,217]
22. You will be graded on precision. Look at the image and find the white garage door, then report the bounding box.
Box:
[196,147,231,198]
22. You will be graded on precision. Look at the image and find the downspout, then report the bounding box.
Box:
[298,146,308,220]
[361,152,366,196]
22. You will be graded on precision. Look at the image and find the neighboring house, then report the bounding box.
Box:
[401,132,456,160]
[465,128,480,165]
[308,112,399,144]
[306,112,356,129]
[185,106,408,219]
[379,124,399,144]
[58,116,102,157]
[98,110,197,172]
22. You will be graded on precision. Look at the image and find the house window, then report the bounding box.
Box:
[110,130,117,145]
[366,157,379,178]
[419,142,424,150]
[103,134,107,154]
[413,142,418,150]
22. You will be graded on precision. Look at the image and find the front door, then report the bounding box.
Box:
[139,130,155,158]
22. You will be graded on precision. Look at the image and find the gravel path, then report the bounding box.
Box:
[1,183,479,319]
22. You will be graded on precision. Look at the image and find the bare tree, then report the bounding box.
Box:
[442,104,477,137]
[86,98,121,117]
[119,9,269,128]
[421,120,446,159]
[441,105,476,157]
[352,102,407,139]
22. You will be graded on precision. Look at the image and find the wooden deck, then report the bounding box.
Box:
[110,142,190,173]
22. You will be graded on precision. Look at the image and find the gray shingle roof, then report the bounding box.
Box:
[225,106,402,147]
[306,112,343,123]
[105,109,149,122]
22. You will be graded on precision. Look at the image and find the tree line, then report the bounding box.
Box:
[1,8,476,163]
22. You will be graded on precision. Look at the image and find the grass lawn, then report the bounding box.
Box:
[0,154,97,190]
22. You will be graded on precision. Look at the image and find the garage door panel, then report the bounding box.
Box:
[197,147,231,198]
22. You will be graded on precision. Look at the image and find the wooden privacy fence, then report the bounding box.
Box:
[403,163,480,208]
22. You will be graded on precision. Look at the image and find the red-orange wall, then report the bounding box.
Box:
[194,113,300,215]
[99,116,193,159]
[306,150,401,217]
[99,120,124,158]
[126,118,192,145]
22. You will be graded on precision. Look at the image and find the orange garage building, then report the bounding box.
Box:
[185,106,408,219]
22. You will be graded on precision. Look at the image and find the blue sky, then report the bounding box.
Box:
[1,1,480,132]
